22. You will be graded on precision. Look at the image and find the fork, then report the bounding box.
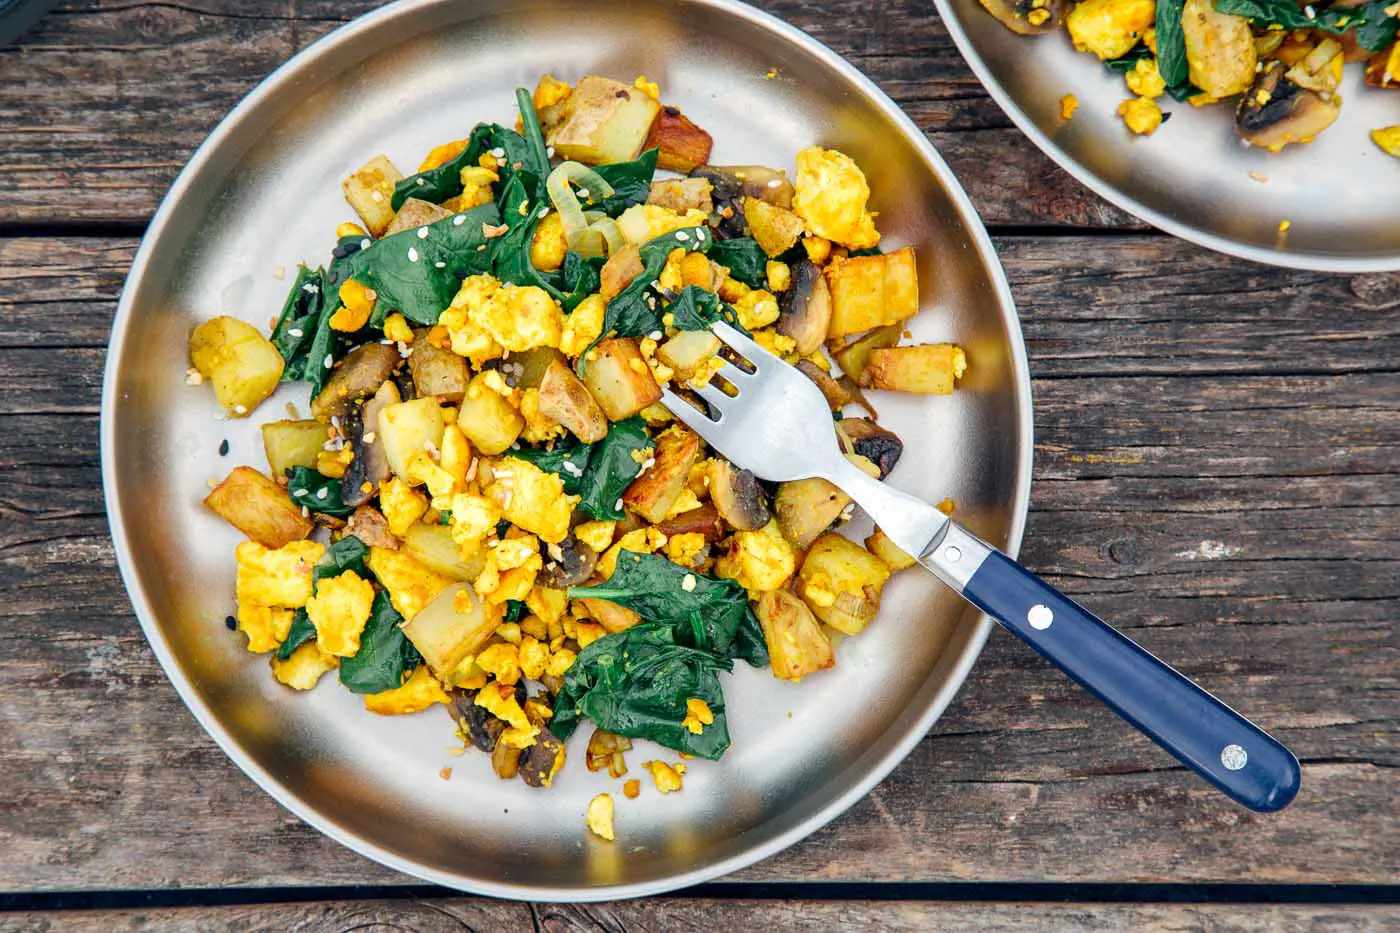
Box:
[661,322,1301,813]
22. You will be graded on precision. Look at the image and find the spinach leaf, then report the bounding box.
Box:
[276,611,316,661]
[286,466,355,517]
[490,173,560,299]
[666,285,745,332]
[707,237,768,288]
[556,251,604,312]
[390,123,540,211]
[847,245,883,258]
[1215,0,1397,49]
[270,266,346,392]
[508,440,593,495]
[273,535,370,661]
[515,87,553,198]
[594,226,715,349]
[588,148,659,217]
[1104,46,1152,73]
[338,590,422,694]
[1352,1,1400,51]
[569,551,753,658]
[733,605,770,668]
[574,417,650,521]
[337,201,501,326]
[549,622,733,760]
[504,599,527,623]
[1154,0,1189,89]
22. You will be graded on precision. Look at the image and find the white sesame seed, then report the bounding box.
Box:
[648,330,662,340]
[577,187,590,199]
[546,146,555,157]
[324,354,334,369]
[561,460,583,477]
[363,431,377,443]
[417,226,430,239]
[291,489,308,497]
[301,506,310,518]
[316,487,329,500]
[491,147,505,158]
[614,498,624,512]
[360,238,372,250]
[408,247,420,262]
[302,282,320,294]
[767,178,782,188]
[675,230,690,241]
[233,404,248,414]
[681,574,697,592]
[1305,3,1315,14]
[288,328,303,338]
[416,177,426,185]
[453,214,466,226]
[435,261,447,269]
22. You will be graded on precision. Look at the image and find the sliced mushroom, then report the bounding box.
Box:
[344,504,398,549]
[836,418,904,479]
[775,477,851,551]
[519,726,567,788]
[709,459,770,531]
[1236,60,1340,151]
[795,360,878,419]
[655,503,726,542]
[586,728,633,778]
[537,533,599,588]
[778,261,833,357]
[491,739,523,780]
[340,379,399,508]
[690,164,794,239]
[451,690,505,753]
[976,0,1064,35]
[311,342,400,420]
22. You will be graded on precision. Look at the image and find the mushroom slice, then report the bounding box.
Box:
[537,533,600,589]
[709,459,771,531]
[1236,60,1340,151]
[339,379,399,508]
[777,260,833,357]
[976,0,1063,35]
[310,342,400,420]
[835,418,904,479]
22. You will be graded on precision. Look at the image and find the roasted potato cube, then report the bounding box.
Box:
[403,521,487,582]
[743,197,805,258]
[576,596,642,634]
[547,75,662,165]
[647,177,714,214]
[600,245,644,299]
[623,427,701,523]
[832,322,902,379]
[756,590,835,682]
[188,316,285,417]
[400,583,503,678]
[458,373,525,455]
[656,329,721,376]
[1182,0,1255,99]
[824,247,919,339]
[204,466,313,548]
[342,154,403,237]
[642,106,714,172]
[377,397,447,480]
[859,344,966,395]
[775,477,850,551]
[796,533,891,635]
[384,197,453,237]
[261,419,329,477]
[865,527,917,570]
[582,338,662,421]
[537,358,608,443]
[408,329,470,401]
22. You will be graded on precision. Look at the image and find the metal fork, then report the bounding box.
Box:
[661,322,1300,813]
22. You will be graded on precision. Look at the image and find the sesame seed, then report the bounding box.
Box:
[648,330,662,340]
[681,574,697,592]
[453,214,466,226]
[417,226,432,240]
[301,506,310,518]
[324,354,334,369]
[316,487,329,500]
[435,261,447,269]
[491,147,505,158]
[233,404,248,415]
[546,146,555,157]
[302,282,320,294]
[360,238,372,250]
[184,368,203,386]
[288,327,304,337]
[363,431,377,443]
[577,187,590,199]
[416,177,426,185]
[614,498,624,512]
[291,489,308,497]
[675,230,690,241]
[218,439,229,456]
[225,615,238,631]
[408,247,420,262]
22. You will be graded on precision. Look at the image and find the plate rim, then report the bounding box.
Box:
[933,0,1400,273]
[101,0,1034,900]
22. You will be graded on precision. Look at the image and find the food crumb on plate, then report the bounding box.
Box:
[439,767,452,780]
[1248,171,1269,184]
[644,760,684,794]
[587,793,615,841]
[1058,93,1078,122]
[623,779,641,799]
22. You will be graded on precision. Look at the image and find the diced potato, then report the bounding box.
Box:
[261,420,329,477]
[615,204,707,246]
[458,372,525,455]
[188,316,285,416]
[377,397,447,480]
[600,245,644,299]
[547,75,662,165]
[642,106,714,172]
[576,596,642,634]
[824,247,919,339]
[623,427,701,523]
[537,359,608,444]
[743,197,805,258]
[865,528,917,571]
[403,521,487,582]
[408,329,470,401]
[859,344,966,395]
[774,477,850,551]
[582,338,662,421]
[204,466,312,549]
[832,323,902,379]
[342,154,403,237]
[796,534,891,635]
[647,177,714,214]
[400,583,503,678]
[1181,0,1255,99]
[656,329,721,376]
[714,520,797,597]
[384,197,453,237]
[756,590,835,682]
[1065,0,1155,60]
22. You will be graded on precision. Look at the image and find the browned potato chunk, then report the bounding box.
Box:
[538,358,608,443]
[647,177,714,214]
[865,528,916,570]
[600,245,643,299]
[623,427,701,523]
[832,323,902,380]
[408,329,470,401]
[824,247,919,339]
[400,583,503,678]
[656,329,721,376]
[402,522,486,582]
[743,197,805,258]
[796,534,890,635]
[377,396,448,479]
[576,596,641,633]
[774,477,850,551]
[547,76,662,165]
[642,106,714,172]
[756,590,835,682]
[204,466,313,549]
[582,338,662,421]
[457,373,524,455]
[342,154,403,237]
[859,344,966,395]
[188,316,285,417]
[384,197,453,237]
[261,419,329,477]
[1182,0,1255,99]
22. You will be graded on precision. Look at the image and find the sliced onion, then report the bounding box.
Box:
[589,216,625,254]
[546,162,616,251]
[830,590,878,625]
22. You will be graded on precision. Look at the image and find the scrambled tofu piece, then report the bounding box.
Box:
[234,540,324,610]
[418,138,469,172]
[518,635,550,680]
[443,166,499,214]
[765,260,791,293]
[1059,94,1079,121]
[363,665,451,715]
[1118,97,1163,136]
[560,294,606,357]
[573,519,617,553]
[475,680,532,730]
[666,531,707,567]
[271,641,338,690]
[533,73,573,111]
[714,519,796,597]
[448,492,502,555]
[366,546,454,620]
[525,585,568,624]
[681,698,715,735]
[530,211,569,272]
[484,456,579,544]
[380,477,429,538]
[643,760,684,794]
[1371,126,1400,158]
[236,604,296,654]
[305,569,375,657]
[439,275,504,366]
[472,283,564,353]
[732,288,781,331]
[1065,0,1155,60]
[1124,57,1165,98]
[598,527,668,579]
[477,642,522,685]
[792,147,879,250]
[615,204,708,245]
[517,387,567,444]
[586,793,616,841]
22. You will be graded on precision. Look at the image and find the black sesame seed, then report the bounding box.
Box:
[218,439,230,456]
[224,615,237,631]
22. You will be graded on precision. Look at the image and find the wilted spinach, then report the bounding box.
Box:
[1215,0,1397,49]
[509,439,593,495]
[276,612,316,661]
[390,121,543,212]
[1104,46,1152,73]
[510,418,650,519]
[592,227,715,350]
[588,147,660,217]
[666,285,744,332]
[339,591,423,694]
[1154,0,1189,89]
[270,266,345,393]
[275,535,371,660]
[708,237,768,288]
[287,466,354,517]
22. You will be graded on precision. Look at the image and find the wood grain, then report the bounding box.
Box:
[2,899,1398,932]
[0,235,1394,891]
[0,0,1136,228]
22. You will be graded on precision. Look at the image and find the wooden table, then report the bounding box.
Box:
[2,1,1396,928]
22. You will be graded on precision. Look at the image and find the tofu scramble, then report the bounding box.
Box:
[979,0,1400,152]
[190,76,966,821]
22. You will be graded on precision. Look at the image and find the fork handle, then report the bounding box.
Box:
[923,524,1300,813]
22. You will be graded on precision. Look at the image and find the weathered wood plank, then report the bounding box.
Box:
[0,0,1135,228]
[3,899,1398,932]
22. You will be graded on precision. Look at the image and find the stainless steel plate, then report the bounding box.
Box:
[936,0,1400,271]
[103,0,1032,899]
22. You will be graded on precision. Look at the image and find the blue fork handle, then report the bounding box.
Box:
[927,526,1300,813]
